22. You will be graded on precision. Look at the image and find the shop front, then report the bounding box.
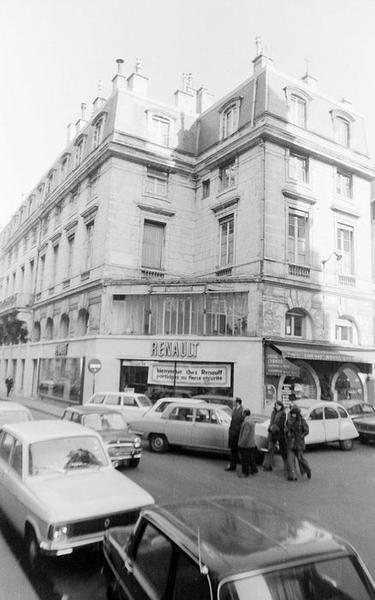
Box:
[264,341,374,408]
[38,342,85,404]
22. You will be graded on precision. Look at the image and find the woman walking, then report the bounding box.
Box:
[285,404,311,481]
[263,400,287,471]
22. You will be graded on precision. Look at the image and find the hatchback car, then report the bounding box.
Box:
[0,401,33,426]
[0,420,154,570]
[103,495,375,600]
[86,392,152,422]
[339,400,375,443]
[130,402,266,454]
[61,405,142,468]
[257,399,359,451]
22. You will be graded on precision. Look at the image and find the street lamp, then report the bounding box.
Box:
[321,251,342,267]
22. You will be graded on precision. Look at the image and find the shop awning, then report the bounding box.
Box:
[269,342,374,373]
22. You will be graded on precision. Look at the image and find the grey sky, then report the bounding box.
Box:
[1,0,374,228]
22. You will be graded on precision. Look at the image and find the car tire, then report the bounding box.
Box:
[25,527,42,572]
[149,434,169,453]
[339,439,353,451]
[129,458,140,468]
[359,434,368,444]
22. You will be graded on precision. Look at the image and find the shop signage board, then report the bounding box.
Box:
[150,340,199,359]
[148,363,231,387]
[265,347,300,377]
[88,358,102,374]
[55,343,68,357]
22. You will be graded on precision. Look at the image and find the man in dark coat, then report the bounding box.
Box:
[5,376,13,397]
[238,409,258,477]
[263,400,287,471]
[225,397,244,471]
[285,404,311,481]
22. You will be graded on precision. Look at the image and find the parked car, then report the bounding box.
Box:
[103,495,375,600]
[257,399,359,451]
[0,401,33,426]
[142,397,206,419]
[130,402,267,454]
[192,394,235,410]
[61,405,142,468]
[339,400,375,443]
[0,419,154,570]
[86,392,152,422]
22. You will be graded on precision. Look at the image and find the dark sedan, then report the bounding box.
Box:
[339,400,375,443]
[61,405,142,467]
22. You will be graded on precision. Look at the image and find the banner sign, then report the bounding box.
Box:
[265,347,300,377]
[147,362,231,387]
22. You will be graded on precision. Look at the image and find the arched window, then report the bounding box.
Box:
[77,309,89,336]
[33,321,41,342]
[45,318,54,341]
[60,314,70,338]
[219,97,241,139]
[335,318,358,344]
[285,309,305,337]
[336,116,350,147]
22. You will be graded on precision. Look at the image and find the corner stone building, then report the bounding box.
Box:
[1,47,374,411]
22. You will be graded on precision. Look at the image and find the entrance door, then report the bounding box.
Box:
[324,406,340,441]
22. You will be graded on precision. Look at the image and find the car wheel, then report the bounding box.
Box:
[359,434,368,444]
[25,527,42,572]
[339,439,353,451]
[149,434,169,453]
[129,458,140,468]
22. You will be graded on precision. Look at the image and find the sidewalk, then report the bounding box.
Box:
[0,392,71,418]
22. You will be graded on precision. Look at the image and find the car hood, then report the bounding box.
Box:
[26,469,154,522]
[99,429,137,443]
[352,415,375,424]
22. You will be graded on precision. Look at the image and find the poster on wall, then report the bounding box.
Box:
[147,363,231,387]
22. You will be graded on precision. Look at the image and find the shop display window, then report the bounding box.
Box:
[39,358,83,403]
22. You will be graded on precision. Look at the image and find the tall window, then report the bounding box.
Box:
[335,319,354,343]
[93,118,105,148]
[336,117,350,147]
[142,221,165,270]
[285,310,304,337]
[222,104,239,138]
[336,171,352,198]
[61,156,69,180]
[67,235,75,276]
[39,255,46,292]
[85,222,94,270]
[288,210,308,264]
[290,95,306,128]
[337,225,354,275]
[144,169,168,197]
[52,245,59,285]
[29,260,34,292]
[151,116,170,146]
[289,153,308,183]
[219,216,234,267]
[74,139,85,167]
[202,179,210,199]
[219,160,237,191]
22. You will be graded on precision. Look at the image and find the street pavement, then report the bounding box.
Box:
[0,392,68,418]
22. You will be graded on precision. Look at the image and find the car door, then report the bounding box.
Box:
[0,432,15,518]
[2,438,27,533]
[324,406,340,441]
[116,521,174,600]
[119,396,142,422]
[190,408,225,450]
[164,406,194,446]
[306,407,325,444]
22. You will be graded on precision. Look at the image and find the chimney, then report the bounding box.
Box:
[127,58,149,96]
[75,102,88,133]
[252,36,273,75]
[93,80,106,112]
[174,72,196,113]
[112,58,127,92]
[196,86,214,113]
[341,97,352,106]
[301,72,318,89]
[66,122,76,143]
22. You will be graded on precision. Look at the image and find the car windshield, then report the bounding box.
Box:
[220,555,374,600]
[137,395,152,408]
[0,411,31,425]
[28,435,109,475]
[82,412,128,431]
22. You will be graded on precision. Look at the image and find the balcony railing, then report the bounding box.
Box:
[338,274,356,287]
[141,268,165,280]
[289,264,310,278]
[0,293,34,314]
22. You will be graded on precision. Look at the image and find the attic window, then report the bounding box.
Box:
[219,97,242,139]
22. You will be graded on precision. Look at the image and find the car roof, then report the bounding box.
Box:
[164,403,232,413]
[338,399,369,407]
[294,399,346,410]
[91,392,147,397]
[0,401,31,413]
[64,405,125,415]
[2,419,100,443]
[141,496,349,579]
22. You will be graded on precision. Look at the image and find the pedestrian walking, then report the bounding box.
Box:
[263,400,287,471]
[225,397,244,471]
[5,376,13,397]
[238,409,258,477]
[285,404,311,481]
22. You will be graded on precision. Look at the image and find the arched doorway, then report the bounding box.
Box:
[279,361,319,403]
[333,365,364,402]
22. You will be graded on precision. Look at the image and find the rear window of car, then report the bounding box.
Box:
[220,555,375,600]
[90,394,105,404]
[137,395,152,408]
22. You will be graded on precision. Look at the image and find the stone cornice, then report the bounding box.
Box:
[137,202,175,218]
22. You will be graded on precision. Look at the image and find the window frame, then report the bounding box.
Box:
[144,168,168,198]
[336,223,355,275]
[285,310,304,337]
[288,152,309,184]
[336,170,353,199]
[218,159,237,192]
[218,214,235,268]
[141,219,166,271]
[290,94,307,128]
[288,208,309,265]
[202,179,210,199]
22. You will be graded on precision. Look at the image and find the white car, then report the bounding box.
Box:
[0,401,33,425]
[142,397,205,419]
[0,420,154,570]
[257,400,359,451]
[86,392,153,422]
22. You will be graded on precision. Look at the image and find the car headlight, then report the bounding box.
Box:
[48,525,68,541]
[134,437,141,448]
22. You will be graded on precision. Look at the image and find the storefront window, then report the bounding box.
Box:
[39,358,83,403]
[335,368,363,401]
[282,364,317,403]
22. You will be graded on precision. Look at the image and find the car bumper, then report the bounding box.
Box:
[40,534,104,556]
[108,450,142,464]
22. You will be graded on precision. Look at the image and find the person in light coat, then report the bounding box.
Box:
[237,409,258,477]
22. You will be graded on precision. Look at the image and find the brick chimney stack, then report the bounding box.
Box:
[174,72,196,113]
[252,36,273,75]
[75,102,88,133]
[196,86,214,113]
[112,58,127,92]
[93,80,106,112]
[66,122,76,143]
[127,58,149,96]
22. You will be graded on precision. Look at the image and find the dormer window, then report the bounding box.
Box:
[284,87,312,129]
[46,170,55,196]
[92,113,106,149]
[74,136,86,167]
[336,116,350,147]
[151,115,170,146]
[219,97,241,139]
[60,154,70,180]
